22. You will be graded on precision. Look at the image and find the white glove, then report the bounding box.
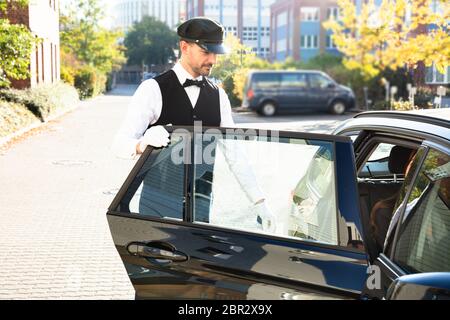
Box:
[253,201,277,233]
[139,125,170,150]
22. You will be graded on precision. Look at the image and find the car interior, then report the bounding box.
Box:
[358,141,418,256]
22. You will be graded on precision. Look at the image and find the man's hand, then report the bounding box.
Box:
[253,200,277,233]
[138,125,170,153]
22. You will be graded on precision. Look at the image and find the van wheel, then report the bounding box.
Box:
[329,101,346,115]
[259,102,277,116]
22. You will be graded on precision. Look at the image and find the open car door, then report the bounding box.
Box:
[106,126,370,299]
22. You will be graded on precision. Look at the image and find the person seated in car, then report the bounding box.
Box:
[369,146,417,253]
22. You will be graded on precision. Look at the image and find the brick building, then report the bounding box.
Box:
[270,0,340,62]
[112,0,184,31]
[1,1,60,89]
[186,0,276,59]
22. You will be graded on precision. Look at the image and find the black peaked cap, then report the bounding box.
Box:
[177,17,227,54]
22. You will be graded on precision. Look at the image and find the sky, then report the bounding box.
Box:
[59,0,114,28]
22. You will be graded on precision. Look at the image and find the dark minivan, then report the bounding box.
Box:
[242,70,355,116]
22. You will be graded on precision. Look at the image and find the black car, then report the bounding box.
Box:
[107,111,450,300]
[242,70,355,116]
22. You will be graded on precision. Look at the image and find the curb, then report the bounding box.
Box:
[232,107,252,113]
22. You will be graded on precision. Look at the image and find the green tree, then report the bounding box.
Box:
[124,16,178,66]
[60,0,126,74]
[0,0,36,88]
[0,0,27,13]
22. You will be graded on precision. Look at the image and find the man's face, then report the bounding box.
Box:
[181,41,217,77]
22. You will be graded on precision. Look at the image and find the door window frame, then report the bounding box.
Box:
[388,142,450,268]
[350,132,424,261]
[107,126,363,253]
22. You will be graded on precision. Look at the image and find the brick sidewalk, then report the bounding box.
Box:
[0,86,138,299]
[0,84,351,299]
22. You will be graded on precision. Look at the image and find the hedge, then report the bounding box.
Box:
[0,82,79,139]
[0,82,79,122]
[74,66,107,100]
[0,100,39,139]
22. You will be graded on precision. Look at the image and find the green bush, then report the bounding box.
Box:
[371,100,389,110]
[74,66,106,99]
[60,65,75,86]
[0,100,39,138]
[414,87,434,109]
[392,100,415,111]
[106,73,115,92]
[0,82,79,121]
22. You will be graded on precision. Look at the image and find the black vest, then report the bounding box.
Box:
[150,70,221,128]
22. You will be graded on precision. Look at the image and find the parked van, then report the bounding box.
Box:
[242,70,355,116]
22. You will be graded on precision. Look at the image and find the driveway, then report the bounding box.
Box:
[0,84,353,299]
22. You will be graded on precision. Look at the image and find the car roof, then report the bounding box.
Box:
[334,110,450,143]
[355,110,450,127]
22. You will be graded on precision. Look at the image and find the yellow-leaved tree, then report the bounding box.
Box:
[212,34,285,105]
[211,34,258,105]
[324,0,450,80]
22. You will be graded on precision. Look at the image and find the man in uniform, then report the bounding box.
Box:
[112,17,276,233]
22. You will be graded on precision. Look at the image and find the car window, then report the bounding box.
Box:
[309,73,333,89]
[280,73,308,88]
[368,143,394,162]
[192,131,339,246]
[359,143,400,179]
[115,132,189,220]
[252,73,280,88]
[392,148,450,273]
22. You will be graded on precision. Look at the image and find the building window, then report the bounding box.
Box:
[327,7,339,20]
[35,41,40,84]
[301,35,319,49]
[51,42,54,83]
[326,35,337,49]
[300,7,319,22]
[41,42,45,82]
[430,0,444,14]
[277,12,287,27]
[54,44,58,81]
[277,38,287,52]
[426,64,449,84]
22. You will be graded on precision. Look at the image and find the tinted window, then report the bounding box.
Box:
[359,144,419,254]
[280,73,308,88]
[359,143,396,179]
[368,143,394,162]
[116,133,189,219]
[309,74,333,89]
[251,73,280,88]
[393,149,450,273]
[192,131,339,245]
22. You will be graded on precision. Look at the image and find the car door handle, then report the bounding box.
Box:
[126,241,188,262]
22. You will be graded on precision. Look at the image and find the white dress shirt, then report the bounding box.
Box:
[112,62,234,159]
[111,61,265,204]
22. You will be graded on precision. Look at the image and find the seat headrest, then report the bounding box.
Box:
[388,146,415,174]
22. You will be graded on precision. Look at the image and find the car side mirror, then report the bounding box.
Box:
[327,83,336,89]
[386,273,450,300]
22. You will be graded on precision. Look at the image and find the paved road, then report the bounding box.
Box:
[0,85,353,300]
[233,110,353,132]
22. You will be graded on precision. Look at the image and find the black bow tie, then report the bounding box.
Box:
[183,78,206,88]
